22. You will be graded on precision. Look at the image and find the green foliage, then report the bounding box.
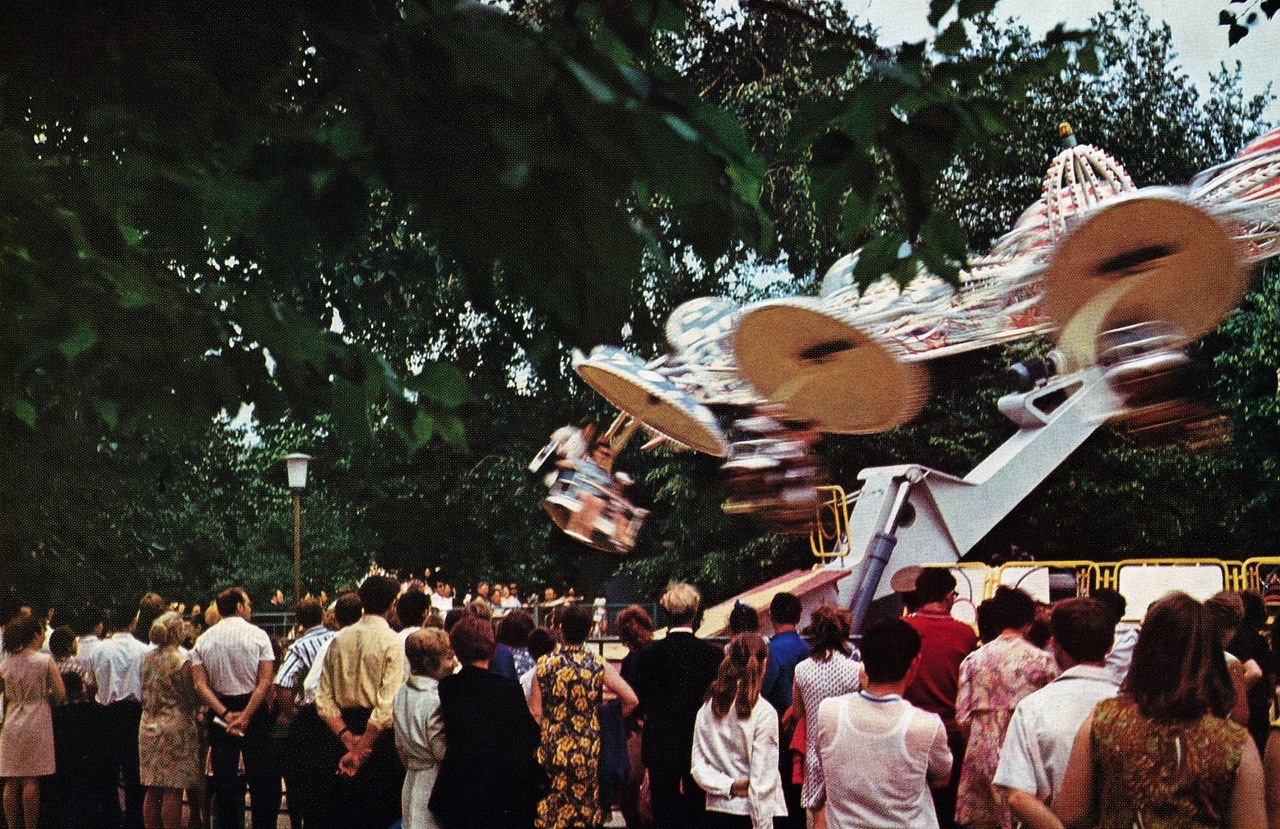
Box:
[1219,1,1280,45]
[0,0,772,578]
[780,4,1097,287]
[5,0,1278,612]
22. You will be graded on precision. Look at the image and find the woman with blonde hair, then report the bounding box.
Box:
[139,611,202,829]
[692,633,787,829]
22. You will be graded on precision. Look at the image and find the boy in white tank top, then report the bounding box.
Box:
[814,619,952,829]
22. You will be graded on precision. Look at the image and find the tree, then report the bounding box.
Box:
[0,0,774,574]
[1218,0,1280,45]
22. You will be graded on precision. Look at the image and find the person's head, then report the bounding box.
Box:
[497,609,535,649]
[1090,588,1126,625]
[476,582,490,598]
[214,587,249,620]
[660,582,701,628]
[988,586,1037,634]
[769,592,802,629]
[707,632,770,719]
[333,592,364,628]
[443,607,466,632]
[728,602,760,636]
[1026,604,1053,650]
[801,603,852,659]
[204,603,222,628]
[528,627,558,661]
[1205,591,1245,648]
[558,603,594,646]
[860,619,922,685]
[1126,592,1233,720]
[136,592,167,633]
[543,587,558,603]
[73,606,105,637]
[48,626,77,661]
[914,568,957,607]
[615,605,654,650]
[975,599,1002,644]
[359,576,400,616]
[149,611,189,648]
[2,614,43,653]
[111,603,140,634]
[395,590,430,631]
[294,598,325,631]
[1049,597,1115,667]
[450,614,497,665]
[1240,591,1267,632]
[405,628,456,679]
[467,598,494,621]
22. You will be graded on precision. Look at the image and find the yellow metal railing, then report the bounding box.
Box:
[810,485,852,562]
[805,491,1270,610]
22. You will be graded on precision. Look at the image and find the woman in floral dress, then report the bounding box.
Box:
[138,612,202,829]
[955,587,1057,829]
[529,603,637,828]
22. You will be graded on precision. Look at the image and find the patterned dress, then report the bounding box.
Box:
[955,633,1058,829]
[795,652,861,808]
[536,645,605,829]
[1091,695,1249,829]
[139,646,203,789]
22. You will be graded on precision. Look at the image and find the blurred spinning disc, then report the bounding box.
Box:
[666,296,740,354]
[1043,188,1246,366]
[732,297,928,433]
[573,346,729,456]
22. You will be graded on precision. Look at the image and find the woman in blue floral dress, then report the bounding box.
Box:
[530,604,638,828]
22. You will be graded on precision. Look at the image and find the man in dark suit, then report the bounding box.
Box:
[429,615,545,829]
[629,582,725,829]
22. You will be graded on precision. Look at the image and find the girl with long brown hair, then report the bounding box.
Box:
[691,633,788,829]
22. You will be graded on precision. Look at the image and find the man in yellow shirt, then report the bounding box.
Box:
[315,575,406,829]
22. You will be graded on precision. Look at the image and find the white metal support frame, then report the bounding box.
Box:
[833,367,1126,631]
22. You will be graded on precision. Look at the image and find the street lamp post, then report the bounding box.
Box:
[282,453,313,605]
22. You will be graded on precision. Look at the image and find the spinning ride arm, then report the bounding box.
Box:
[839,190,1249,633]
[841,367,1123,632]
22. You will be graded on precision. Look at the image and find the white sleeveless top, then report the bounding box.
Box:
[817,693,942,829]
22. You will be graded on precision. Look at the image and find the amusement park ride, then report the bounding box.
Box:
[531,124,1280,631]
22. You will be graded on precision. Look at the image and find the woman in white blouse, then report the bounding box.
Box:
[691,633,788,829]
[392,628,457,829]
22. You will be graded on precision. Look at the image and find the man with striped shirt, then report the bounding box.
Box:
[275,598,335,829]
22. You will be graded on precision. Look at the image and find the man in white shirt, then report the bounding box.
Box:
[815,618,952,829]
[993,597,1120,829]
[429,581,453,616]
[192,587,277,829]
[91,593,166,829]
[1091,588,1140,683]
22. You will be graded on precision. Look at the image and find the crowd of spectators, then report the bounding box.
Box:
[1,572,1278,829]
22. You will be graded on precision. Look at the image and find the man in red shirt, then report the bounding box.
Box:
[902,568,977,829]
